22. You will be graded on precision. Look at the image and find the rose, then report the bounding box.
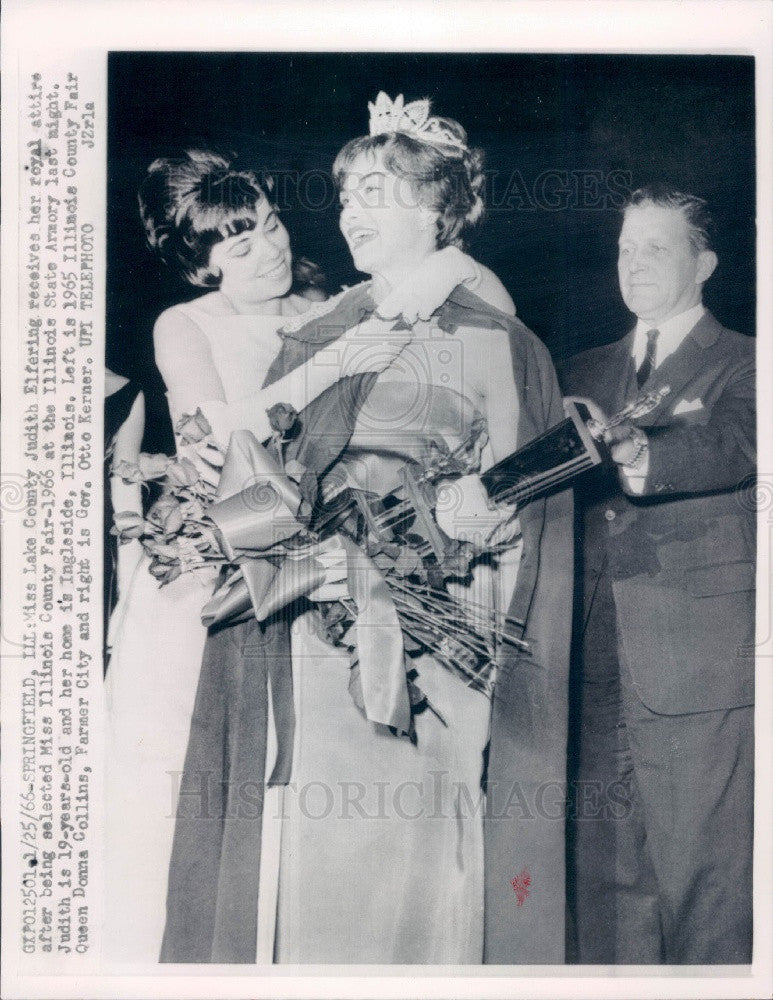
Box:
[147,540,183,561]
[393,546,423,578]
[112,460,144,484]
[165,457,199,488]
[148,558,182,585]
[147,494,184,535]
[195,439,225,469]
[137,452,172,480]
[267,402,298,435]
[179,497,205,521]
[175,408,212,444]
[321,601,350,626]
[440,539,475,578]
[112,510,146,540]
[191,524,222,554]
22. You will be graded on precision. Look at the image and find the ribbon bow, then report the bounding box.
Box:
[201,429,411,736]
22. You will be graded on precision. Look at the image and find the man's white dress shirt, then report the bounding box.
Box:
[623,303,705,492]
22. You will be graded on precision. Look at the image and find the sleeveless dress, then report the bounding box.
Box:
[103,303,286,965]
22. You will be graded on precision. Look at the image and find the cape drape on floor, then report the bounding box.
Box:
[160,285,573,964]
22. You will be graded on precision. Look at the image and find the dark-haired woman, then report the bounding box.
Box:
[104,148,514,964]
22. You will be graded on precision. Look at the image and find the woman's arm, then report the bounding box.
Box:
[376,246,516,323]
[109,389,146,596]
[153,305,408,448]
[434,328,520,547]
[110,389,145,517]
[476,328,520,467]
[153,307,227,411]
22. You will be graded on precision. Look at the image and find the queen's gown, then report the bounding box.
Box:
[272,308,521,964]
[105,292,521,965]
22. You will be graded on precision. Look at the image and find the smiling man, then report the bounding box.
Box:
[562,185,755,964]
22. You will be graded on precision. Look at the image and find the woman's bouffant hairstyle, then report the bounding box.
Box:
[138,150,274,287]
[332,116,485,250]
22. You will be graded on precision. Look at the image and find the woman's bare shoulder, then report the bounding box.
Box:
[164,291,230,319]
[154,298,213,337]
[455,322,512,348]
[453,324,516,398]
[152,301,214,367]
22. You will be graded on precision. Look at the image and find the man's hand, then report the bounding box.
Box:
[564,396,647,468]
[605,422,648,467]
[564,394,608,428]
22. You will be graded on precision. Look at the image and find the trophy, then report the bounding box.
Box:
[483,386,670,506]
[481,399,603,507]
[314,386,671,572]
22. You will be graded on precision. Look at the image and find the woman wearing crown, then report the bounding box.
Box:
[104,146,514,965]
[160,95,573,965]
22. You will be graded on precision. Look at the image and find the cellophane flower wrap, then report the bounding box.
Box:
[113,382,525,740]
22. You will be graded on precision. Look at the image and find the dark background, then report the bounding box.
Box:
[107,52,756,450]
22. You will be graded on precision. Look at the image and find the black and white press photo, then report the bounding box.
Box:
[103,49,756,966]
[1,4,771,999]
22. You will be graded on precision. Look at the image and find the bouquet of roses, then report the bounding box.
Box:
[113,394,525,737]
[112,406,309,585]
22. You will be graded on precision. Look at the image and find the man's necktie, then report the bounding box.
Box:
[636,328,659,388]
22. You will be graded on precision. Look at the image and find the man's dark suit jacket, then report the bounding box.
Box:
[563,309,755,715]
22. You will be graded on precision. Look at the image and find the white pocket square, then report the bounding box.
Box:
[673,397,704,415]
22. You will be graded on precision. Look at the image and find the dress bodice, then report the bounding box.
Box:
[175,299,285,405]
[162,299,294,451]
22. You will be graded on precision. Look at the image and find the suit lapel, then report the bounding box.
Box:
[637,311,721,427]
